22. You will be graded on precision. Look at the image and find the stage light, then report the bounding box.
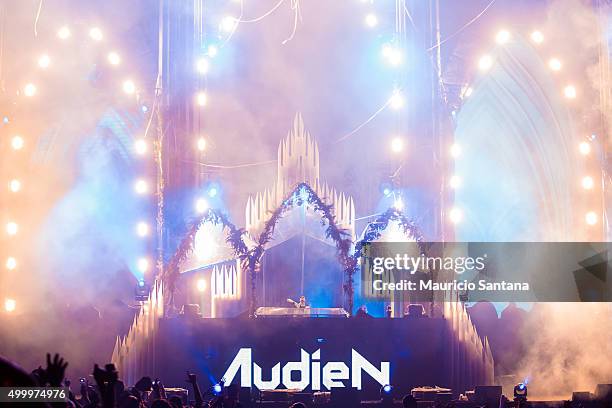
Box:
[585,211,598,225]
[450,175,462,189]
[393,198,404,211]
[5,257,16,271]
[23,83,37,97]
[8,179,21,193]
[196,92,208,107]
[382,186,392,196]
[208,187,218,198]
[389,90,404,110]
[579,142,591,155]
[141,105,148,113]
[6,222,18,236]
[220,16,238,32]
[197,137,207,152]
[208,45,219,58]
[365,13,378,28]
[582,176,594,190]
[123,80,136,95]
[213,383,223,395]
[57,26,71,40]
[4,298,16,313]
[197,279,206,292]
[380,384,394,402]
[107,51,121,66]
[137,258,149,273]
[450,143,461,158]
[514,383,528,402]
[196,57,210,74]
[136,222,150,237]
[478,55,493,71]
[531,30,544,44]
[196,198,209,214]
[449,208,463,224]
[134,138,147,155]
[382,45,402,66]
[495,30,511,44]
[89,27,103,41]
[11,135,24,150]
[38,54,50,69]
[382,384,393,394]
[134,179,148,195]
[390,137,404,153]
[548,58,562,71]
[564,85,576,99]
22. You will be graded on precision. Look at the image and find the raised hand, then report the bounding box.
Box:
[45,353,68,387]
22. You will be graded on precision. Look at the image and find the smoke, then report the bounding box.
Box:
[516,303,612,399]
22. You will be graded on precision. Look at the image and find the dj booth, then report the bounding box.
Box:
[154,314,455,399]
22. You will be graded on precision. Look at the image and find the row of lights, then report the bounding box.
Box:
[454,28,600,229]
[477,29,577,100]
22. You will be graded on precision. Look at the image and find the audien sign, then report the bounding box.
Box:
[221,348,390,391]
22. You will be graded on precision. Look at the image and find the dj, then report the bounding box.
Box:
[286,295,309,309]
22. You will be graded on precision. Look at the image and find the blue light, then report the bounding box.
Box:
[138,279,145,287]
[382,384,392,394]
[141,105,148,113]
[383,187,392,196]
[213,383,223,395]
[518,383,526,390]
[208,187,218,198]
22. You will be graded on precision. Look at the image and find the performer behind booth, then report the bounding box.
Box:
[287,295,309,309]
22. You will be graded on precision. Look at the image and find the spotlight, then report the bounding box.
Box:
[134,139,147,155]
[531,30,544,44]
[478,55,493,71]
[449,175,462,189]
[5,257,17,271]
[208,187,218,198]
[380,384,393,402]
[38,54,50,69]
[548,58,562,71]
[135,279,150,301]
[220,16,238,32]
[513,383,528,402]
[393,198,404,211]
[382,384,393,394]
[197,279,207,292]
[123,80,136,95]
[196,198,209,214]
[196,92,208,107]
[137,258,150,273]
[390,137,404,153]
[141,105,149,113]
[449,208,463,224]
[4,298,16,313]
[6,222,18,236]
[196,57,210,74]
[582,176,594,190]
[207,45,219,58]
[450,143,461,158]
[89,27,103,41]
[57,26,71,40]
[564,85,576,99]
[389,90,404,110]
[365,13,378,28]
[382,45,402,66]
[382,186,392,196]
[136,222,150,237]
[212,383,223,395]
[579,142,591,155]
[197,137,207,152]
[495,29,511,44]
[134,179,148,194]
[11,136,24,150]
[23,83,37,97]
[107,51,121,66]
[8,179,21,193]
[585,211,598,226]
